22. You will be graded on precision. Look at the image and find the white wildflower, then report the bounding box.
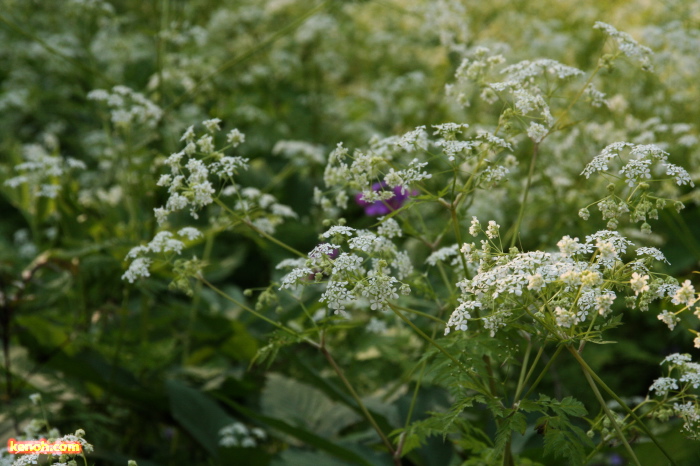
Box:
[527,122,548,143]
[630,272,650,296]
[322,226,356,239]
[177,227,202,241]
[557,235,581,257]
[485,220,500,239]
[225,129,245,147]
[657,310,680,330]
[203,118,222,132]
[122,257,152,283]
[649,377,678,396]
[426,245,459,266]
[469,216,481,236]
[445,301,481,335]
[672,280,696,307]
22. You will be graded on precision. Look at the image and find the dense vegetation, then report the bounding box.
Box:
[1,1,700,465]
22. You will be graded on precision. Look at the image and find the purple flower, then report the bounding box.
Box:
[355,182,416,216]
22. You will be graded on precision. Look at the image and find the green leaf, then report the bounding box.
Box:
[537,394,587,418]
[495,412,527,454]
[541,416,593,466]
[166,379,234,458]
[259,373,360,438]
[215,394,377,466]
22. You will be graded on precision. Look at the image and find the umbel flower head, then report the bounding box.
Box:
[355,182,417,216]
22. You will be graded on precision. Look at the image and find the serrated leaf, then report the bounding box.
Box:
[542,418,593,466]
[494,412,526,454]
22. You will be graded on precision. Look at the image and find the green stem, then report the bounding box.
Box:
[450,205,470,278]
[320,343,398,463]
[391,304,446,324]
[576,351,641,466]
[388,303,492,396]
[214,198,305,257]
[508,143,539,249]
[551,62,604,132]
[200,277,312,344]
[512,335,533,404]
[567,346,677,465]
[520,344,564,402]
[182,231,214,363]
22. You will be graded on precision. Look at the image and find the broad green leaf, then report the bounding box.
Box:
[166,379,234,458]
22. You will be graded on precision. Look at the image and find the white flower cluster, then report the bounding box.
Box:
[278,225,411,315]
[457,51,586,135]
[122,228,202,283]
[426,244,459,266]
[153,121,252,224]
[581,142,693,188]
[498,58,584,84]
[231,187,298,234]
[580,142,693,232]
[319,122,513,215]
[673,401,700,439]
[87,85,163,128]
[4,144,86,199]
[272,140,325,165]
[594,22,654,72]
[649,354,700,437]
[445,229,677,337]
[219,422,266,448]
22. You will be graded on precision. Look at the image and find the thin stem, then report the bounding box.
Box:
[391,304,446,324]
[551,63,604,132]
[567,346,677,465]
[388,303,492,397]
[214,198,305,257]
[450,206,470,277]
[320,344,398,463]
[521,344,564,401]
[512,336,533,405]
[200,277,313,344]
[576,350,641,466]
[508,143,539,249]
[182,231,214,363]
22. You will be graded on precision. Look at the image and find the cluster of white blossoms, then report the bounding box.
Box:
[4,143,86,199]
[581,142,693,188]
[122,227,203,283]
[321,128,432,204]
[579,142,693,232]
[87,85,162,128]
[593,21,654,72]
[153,120,294,231]
[445,220,692,338]
[153,120,249,224]
[272,140,325,165]
[318,122,514,216]
[277,224,412,316]
[648,353,700,438]
[218,422,266,448]
[451,45,595,143]
[121,120,301,284]
[226,186,298,234]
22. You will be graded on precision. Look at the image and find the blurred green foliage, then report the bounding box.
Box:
[1,0,700,465]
